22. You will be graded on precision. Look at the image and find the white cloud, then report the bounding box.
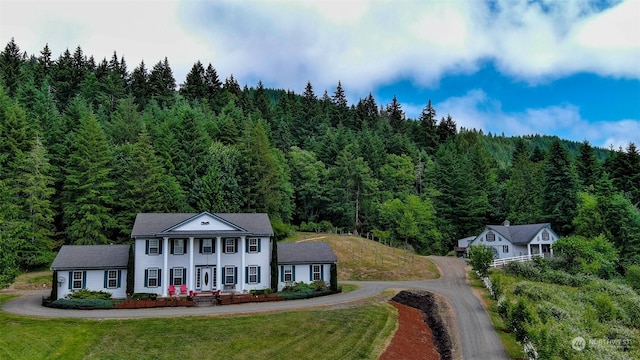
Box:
[434,89,640,149]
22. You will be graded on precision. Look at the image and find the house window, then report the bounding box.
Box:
[147,268,159,287]
[224,266,235,285]
[542,230,550,241]
[283,265,293,282]
[486,231,496,242]
[202,239,213,254]
[173,239,185,255]
[107,270,118,288]
[72,271,84,289]
[172,268,184,286]
[247,265,259,284]
[213,267,217,288]
[248,238,259,253]
[225,238,236,253]
[312,265,321,281]
[503,245,509,253]
[148,239,159,255]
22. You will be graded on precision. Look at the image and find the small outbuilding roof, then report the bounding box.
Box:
[51,245,130,270]
[278,242,338,264]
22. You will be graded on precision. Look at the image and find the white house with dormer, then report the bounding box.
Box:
[131,212,274,297]
[468,221,559,259]
[50,211,339,300]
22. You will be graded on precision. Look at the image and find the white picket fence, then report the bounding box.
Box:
[491,253,543,268]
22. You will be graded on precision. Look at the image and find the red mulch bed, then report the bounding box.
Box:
[381,301,440,360]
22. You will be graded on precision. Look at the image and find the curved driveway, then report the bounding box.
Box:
[2,256,508,360]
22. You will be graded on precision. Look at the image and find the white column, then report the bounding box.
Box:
[189,237,194,293]
[539,243,542,257]
[216,236,221,291]
[240,236,246,292]
[550,244,554,257]
[162,237,169,296]
[527,244,531,257]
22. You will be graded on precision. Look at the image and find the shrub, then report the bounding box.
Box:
[67,289,112,300]
[132,292,158,300]
[625,265,640,291]
[312,280,328,292]
[504,261,542,281]
[508,299,534,342]
[49,298,114,309]
[468,244,494,277]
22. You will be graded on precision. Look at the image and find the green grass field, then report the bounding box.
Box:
[0,296,396,360]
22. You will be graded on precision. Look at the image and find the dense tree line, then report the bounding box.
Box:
[1,39,639,286]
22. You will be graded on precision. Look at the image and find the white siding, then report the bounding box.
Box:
[277,263,333,291]
[56,269,127,300]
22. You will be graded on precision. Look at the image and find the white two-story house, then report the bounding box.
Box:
[468,221,559,260]
[131,212,274,296]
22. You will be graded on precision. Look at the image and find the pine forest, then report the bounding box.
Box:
[1,38,639,287]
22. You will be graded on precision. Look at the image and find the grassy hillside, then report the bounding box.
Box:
[286,232,440,281]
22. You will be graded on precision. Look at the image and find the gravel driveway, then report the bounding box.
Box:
[2,256,508,360]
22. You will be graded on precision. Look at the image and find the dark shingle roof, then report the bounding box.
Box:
[130,212,274,238]
[278,242,338,264]
[486,223,552,245]
[51,245,130,270]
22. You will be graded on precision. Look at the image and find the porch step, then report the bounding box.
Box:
[193,291,220,307]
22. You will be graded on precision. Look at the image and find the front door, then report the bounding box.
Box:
[196,267,213,291]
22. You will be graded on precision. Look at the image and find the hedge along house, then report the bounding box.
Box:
[131,212,274,297]
[277,242,338,291]
[50,245,129,300]
[468,221,559,259]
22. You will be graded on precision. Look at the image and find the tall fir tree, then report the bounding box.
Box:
[148,57,176,108]
[542,139,579,236]
[62,110,117,244]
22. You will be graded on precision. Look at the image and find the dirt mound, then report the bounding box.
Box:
[390,290,453,360]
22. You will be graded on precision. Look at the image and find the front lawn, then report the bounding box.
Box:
[0,301,396,359]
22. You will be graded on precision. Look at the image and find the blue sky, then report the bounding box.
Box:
[1,0,639,148]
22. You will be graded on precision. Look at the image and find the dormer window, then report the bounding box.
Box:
[542,230,550,241]
[486,231,496,242]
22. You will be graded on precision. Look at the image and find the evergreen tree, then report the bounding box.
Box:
[204,63,223,111]
[0,175,20,287]
[62,110,117,244]
[253,81,271,122]
[576,140,601,191]
[436,114,457,143]
[331,81,348,127]
[287,146,329,224]
[542,139,579,236]
[197,142,242,213]
[148,57,176,108]
[12,136,57,268]
[418,99,438,154]
[130,60,150,109]
[180,60,206,101]
[106,96,143,145]
[387,95,405,133]
[0,38,25,97]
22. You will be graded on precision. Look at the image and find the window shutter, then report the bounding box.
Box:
[280,266,284,282]
[68,271,72,289]
[145,240,149,254]
[144,269,148,287]
[158,240,163,255]
[199,239,203,253]
[309,265,313,281]
[293,266,296,281]
[182,267,187,284]
[158,269,162,287]
[212,239,215,253]
[258,267,261,283]
[104,271,108,288]
[184,240,187,254]
[235,238,238,253]
[169,269,174,285]
[170,239,175,254]
[117,270,122,288]
[321,265,324,280]
[258,239,261,252]
[245,239,249,253]
[234,267,238,284]
[82,271,87,288]
[245,267,248,283]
